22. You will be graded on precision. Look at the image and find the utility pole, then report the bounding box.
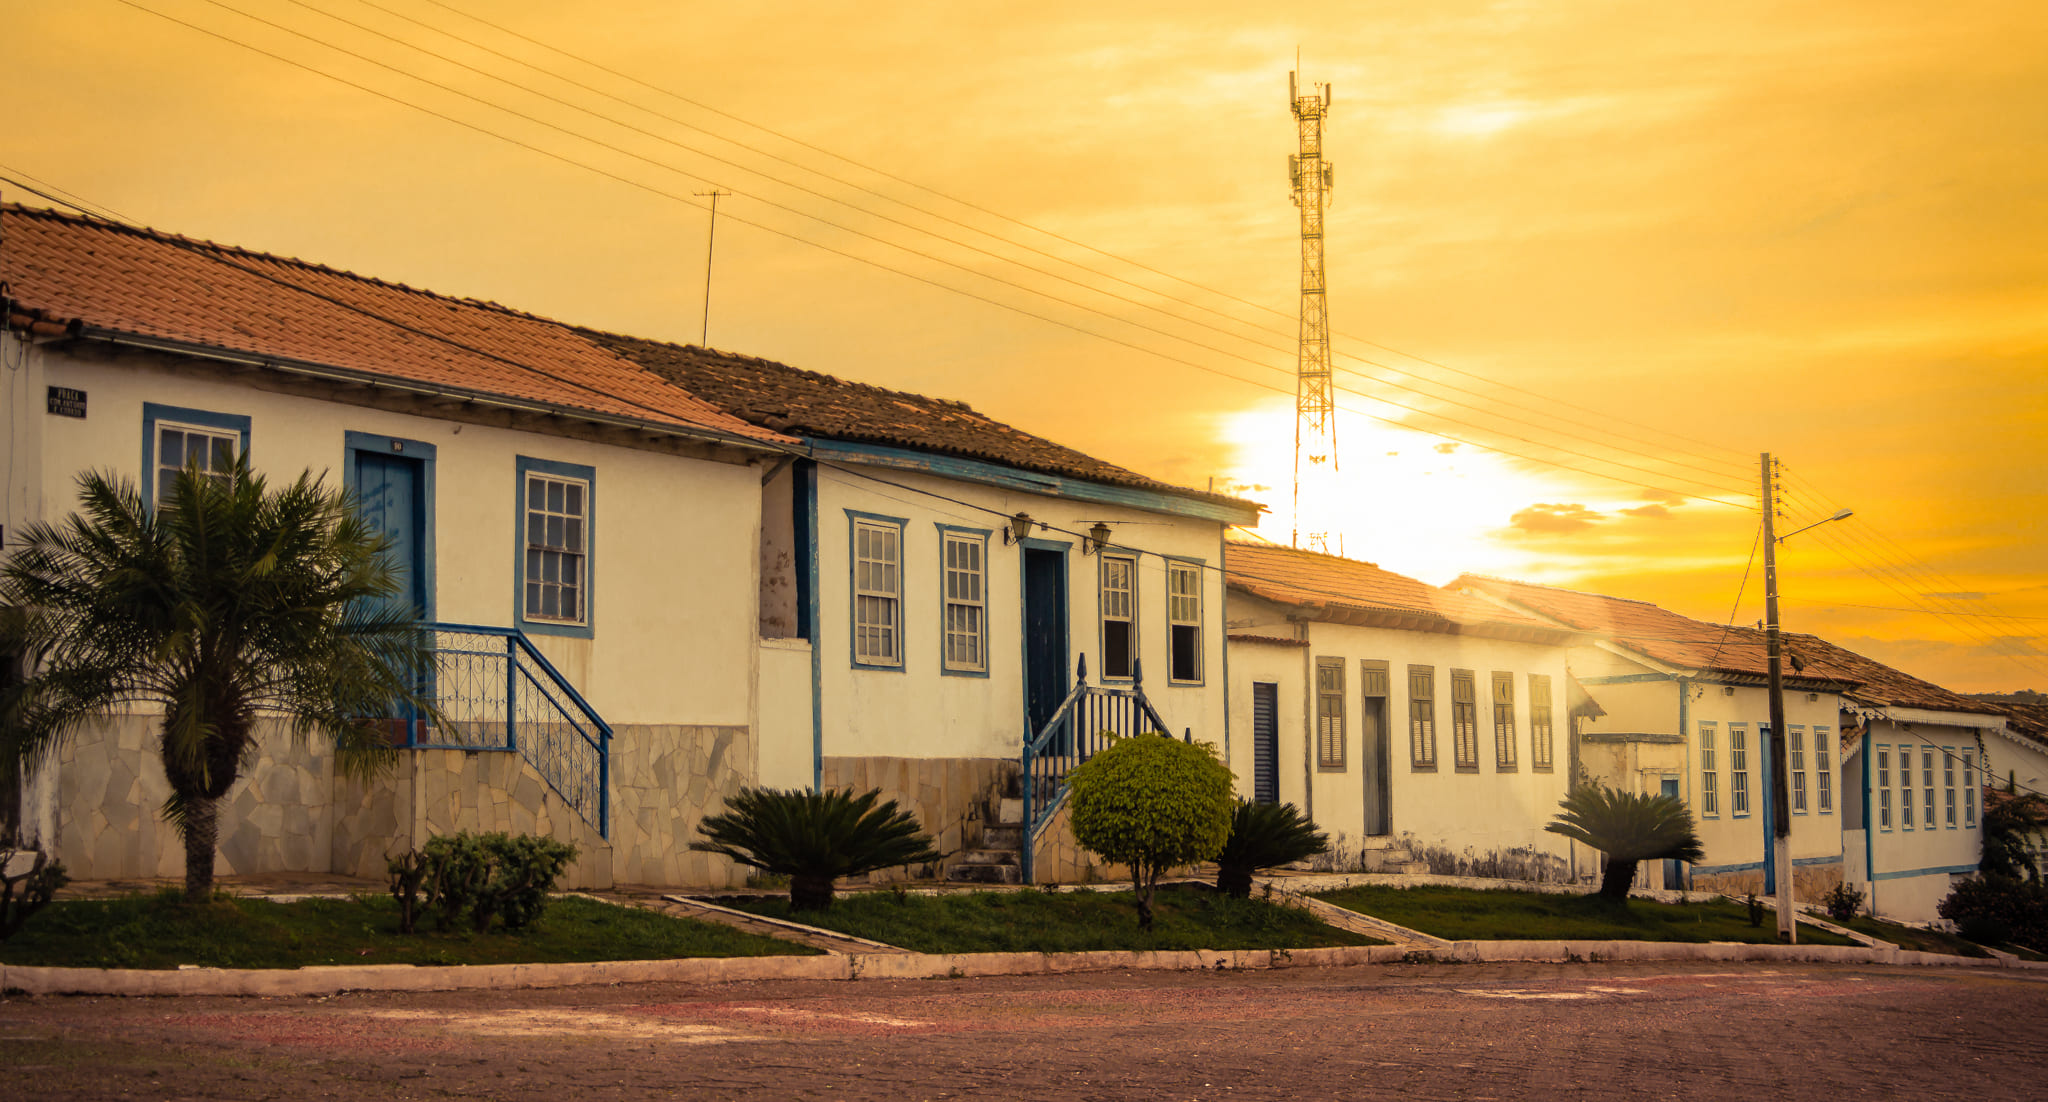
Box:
[1288,63,1337,554]
[694,189,731,346]
[1760,452,1795,943]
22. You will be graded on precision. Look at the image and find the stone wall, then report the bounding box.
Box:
[39,714,334,880]
[1692,859,1843,900]
[607,724,752,889]
[822,755,1012,883]
[1029,798,1128,885]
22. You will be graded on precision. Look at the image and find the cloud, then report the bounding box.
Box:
[1434,442,1459,454]
[1621,504,1671,519]
[1639,490,1686,506]
[1926,591,1987,600]
[1508,503,1605,535]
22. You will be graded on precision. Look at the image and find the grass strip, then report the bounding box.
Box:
[1840,916,1991,957]
[1314,884,1860,946]
[0,891,818,970]
[717,885,1387,954]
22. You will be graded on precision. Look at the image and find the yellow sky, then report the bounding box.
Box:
[6,0,2043,691]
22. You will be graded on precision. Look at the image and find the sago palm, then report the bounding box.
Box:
[1214,800,1328,898]
[1545,784,1704,900]
[690,786,942,911]
[0,463,437,902]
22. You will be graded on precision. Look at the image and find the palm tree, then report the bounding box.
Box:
[1214,800,1328,898]
[1545,784,1704,900]
[0,463,436,902]
[689,787,943,911]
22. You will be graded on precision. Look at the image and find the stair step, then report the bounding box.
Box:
[947,862,1022,884]
[978,826,1023,849]
[954,849,1018,866]
[998,798,1024,826]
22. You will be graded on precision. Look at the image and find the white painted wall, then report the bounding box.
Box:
[21,347,764,731]
[1850,717,1988,922]
[814,464,1231,763]
[1224,594,1576,861]
[755,638,814,790]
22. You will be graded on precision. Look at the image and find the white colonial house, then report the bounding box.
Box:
[1222,543,1586,879]
[1456,576,1862,898]
[0,202,1258,889]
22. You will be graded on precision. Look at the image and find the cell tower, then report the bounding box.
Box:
[1288,67,1338,554]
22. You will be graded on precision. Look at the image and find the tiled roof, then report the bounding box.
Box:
[1453,574,1865,685]
[1979,700,2048,746]
[0,204,786,445]
[1226,542,1559,634]
[584,330,1258,514]
[1783,634,2006,718]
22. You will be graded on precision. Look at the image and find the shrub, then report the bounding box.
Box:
[0,849,68,940]
[1214,801,1328,898]
[1067,733,1235,929]
[390,831,578,934]
[1939,875,2048,950]
[689,787,943,911]
[1820,881,1865,923]
[1544,785,1704,900]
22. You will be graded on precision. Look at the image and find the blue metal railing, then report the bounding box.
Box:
[407,623,612,838]
[1019,654,1174,883]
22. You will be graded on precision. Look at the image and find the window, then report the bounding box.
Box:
[143,403,250,507]
[1408,665,1437,770]
[1730,723,1750,817]
[1789,726,1808,814]
[1316,657,1346,771]
[1964,751,1977,827]
[1099,553,1137,680]
[1529,674,1554,772]
[1167,561,1202,682]
[1451,669,1478,772]
[1814,726,1834,813]
[940,528,987,674]
[1923,749,1936,830]
[516,457,594,635]
[851,515,903,668]
[1901,756,1914,831]
[1878,746,1893,830]
[1945,751,1958,828]
[1489,672,1517,770]
[1699,721,1720,817]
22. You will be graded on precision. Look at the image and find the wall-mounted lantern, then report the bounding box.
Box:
[1085,521,1113,555]
[1004,512,1034,545]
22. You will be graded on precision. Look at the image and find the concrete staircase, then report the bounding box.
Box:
[946,773,1056,885]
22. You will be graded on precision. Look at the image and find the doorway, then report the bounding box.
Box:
[1021,544,1069,743]
[1661,775,1685,890]
[348,433,434,744]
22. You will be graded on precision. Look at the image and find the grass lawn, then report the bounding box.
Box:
[719,885,1387,954]
[1314,885,1860,946]
[0,892,818,970]
[1839,916,1991,958]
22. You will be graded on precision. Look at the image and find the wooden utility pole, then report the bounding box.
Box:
[1761,452,1795,943]
[694,189,730,346]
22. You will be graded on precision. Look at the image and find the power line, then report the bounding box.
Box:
[107,0,1760,507]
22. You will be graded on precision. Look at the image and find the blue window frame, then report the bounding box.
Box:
[848,510,907,670]
[141,403,250,507]
[937,524,990,677]
[515,456,594,639]
[1165,557,1205,685]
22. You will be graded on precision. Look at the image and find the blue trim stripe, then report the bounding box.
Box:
[1873,863,1978,882]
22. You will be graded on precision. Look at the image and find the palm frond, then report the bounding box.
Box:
[1545,784,1705,864]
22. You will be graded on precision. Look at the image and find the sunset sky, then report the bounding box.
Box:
[6,0,2043,692]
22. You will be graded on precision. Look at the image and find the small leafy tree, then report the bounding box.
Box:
[1214,800,1328,898]
[1980,790,2048,881]
[0,464,437,902]
[690,787,942,911]
[1940,874,2048,949]
[0,848,68,940]
[1544,784,1704,900]
[1066,733,1235,929]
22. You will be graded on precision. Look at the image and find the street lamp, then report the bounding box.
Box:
[1761,460,1851,944]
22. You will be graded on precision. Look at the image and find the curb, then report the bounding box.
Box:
[4,936,2040,997]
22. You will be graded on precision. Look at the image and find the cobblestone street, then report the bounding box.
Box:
[4,961,2043,1100]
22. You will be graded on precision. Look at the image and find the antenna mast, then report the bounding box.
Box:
[1288,66,1337,553]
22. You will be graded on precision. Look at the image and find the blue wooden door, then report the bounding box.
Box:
[353,450,428,740]
[1661,775,1685,890]
[1022,547,1069,742]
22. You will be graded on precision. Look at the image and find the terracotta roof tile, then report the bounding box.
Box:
[1,204,786,445]
[1226,541,1553,630]
[583,329,1257,513]
[1780,634,2006,717]
[1455,574,1868,685]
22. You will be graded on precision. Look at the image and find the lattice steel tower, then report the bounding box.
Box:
[1289,68,1337,553]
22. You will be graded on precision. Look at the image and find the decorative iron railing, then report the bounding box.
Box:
[1019,654,1175,883]
[407,623,611,838]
